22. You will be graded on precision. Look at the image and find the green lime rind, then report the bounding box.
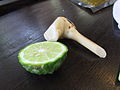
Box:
[18,41,68,75]
[20,53,67,75]
[118,73,120,81]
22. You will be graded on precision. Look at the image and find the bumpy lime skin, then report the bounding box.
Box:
[18,42,68,75]
[19,53,67,75]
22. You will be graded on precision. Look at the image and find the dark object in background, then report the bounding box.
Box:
[113,18,120,38]
[0,0,18,6]
[0,0,19,16]
[113,19,119,31]
[70,0,116,13]
[0,0,45,16]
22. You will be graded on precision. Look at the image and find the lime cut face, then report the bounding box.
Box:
[18,41,68,75]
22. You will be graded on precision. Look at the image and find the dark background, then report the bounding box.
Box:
[0,0,120,90]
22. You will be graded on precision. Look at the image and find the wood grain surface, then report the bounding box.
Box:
[0,0,120,90]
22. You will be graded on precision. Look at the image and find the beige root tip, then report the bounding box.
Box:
[96,47,107,58]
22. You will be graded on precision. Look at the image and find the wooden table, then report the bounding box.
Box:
[0,0,120,90]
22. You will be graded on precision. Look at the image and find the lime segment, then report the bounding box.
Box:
[18,41,68,75]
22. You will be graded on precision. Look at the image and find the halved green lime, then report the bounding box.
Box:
[18,41,68,75]
[118,73,120,81]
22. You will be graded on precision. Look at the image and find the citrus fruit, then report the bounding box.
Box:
[18,41,68,75]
